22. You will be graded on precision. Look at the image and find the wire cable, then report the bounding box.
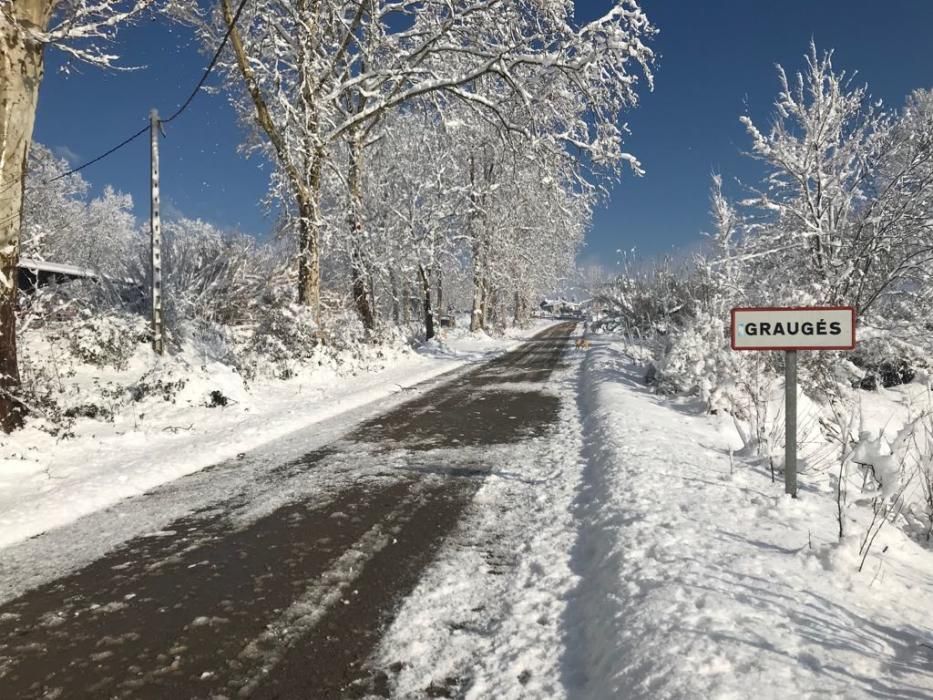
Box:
[1,0,251,200]
[48,125,149,182]
[162,0,250,124]
[0,121,147,197]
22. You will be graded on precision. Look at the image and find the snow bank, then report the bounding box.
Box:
[566,338,933,699]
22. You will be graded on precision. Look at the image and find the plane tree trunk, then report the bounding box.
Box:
[1,1,54,432]
[347,131,375,330]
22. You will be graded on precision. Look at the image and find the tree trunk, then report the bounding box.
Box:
[402,283,412,324]
[296,132,323,324]
[470,234,486,332]
[513,290,530,326]
[296,191,321,322]
[1,2,52,432]
[435,271,444,315]
[389,268,401,323]
[223,0,322,322]
[347,132,375,330]
[418,264,434,340]
[485,287,497,328]
[351,257,374,330]
[470,276,484,331]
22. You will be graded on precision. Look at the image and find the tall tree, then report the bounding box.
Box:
[735,44,933,313]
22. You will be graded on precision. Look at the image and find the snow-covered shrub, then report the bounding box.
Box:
[595,254,699,340]
[128,217,292,336]
[240,304,322,378]
[186,321,242,368]
[127,367,189,404]
[913,414,933,541]
[63,312,147,370]
[652,313,734,401]
[850,333,930,390]
[7,363,76,438]
[17,281,147,370]
[824,393,933,565]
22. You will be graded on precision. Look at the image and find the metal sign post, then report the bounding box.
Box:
[731,306,857,499]
[784,349,797,497]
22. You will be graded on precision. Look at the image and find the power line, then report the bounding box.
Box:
[48,125,149,182]
[0,123,148,200]
[162,0,251,124]
[0,0,251,200]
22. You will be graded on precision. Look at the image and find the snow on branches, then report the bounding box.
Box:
[735,43,933,313]
[174,0,656,326]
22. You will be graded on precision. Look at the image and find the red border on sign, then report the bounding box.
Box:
[730,306,857,351]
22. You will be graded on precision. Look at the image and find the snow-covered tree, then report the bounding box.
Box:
[627,47,933,411]
[179,0,655,326]
[358,106,467,337]
[864,88,933,318]
[734,43,933,313]
[19,145,88,261]
[21,145,139,280]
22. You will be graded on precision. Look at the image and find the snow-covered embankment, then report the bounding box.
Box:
[566,338,933,699]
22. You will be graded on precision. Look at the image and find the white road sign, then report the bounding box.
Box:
[731,306,856,351]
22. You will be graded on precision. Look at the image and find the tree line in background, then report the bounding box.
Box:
[0,0,656,431]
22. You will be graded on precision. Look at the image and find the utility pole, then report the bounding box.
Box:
[149,109,164,355]
[785,349,797,497]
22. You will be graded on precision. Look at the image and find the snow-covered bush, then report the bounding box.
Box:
[819,387,933,567]
[651,312,745,407]
[240,304,323,378]
[63,312,146,370]
[127,366,189,404]
[914,414,933,542]
[131,217,292,335]
[595,254,698,340]
[850,334,929,390]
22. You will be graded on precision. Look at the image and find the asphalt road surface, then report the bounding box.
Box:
[0,322,575,699]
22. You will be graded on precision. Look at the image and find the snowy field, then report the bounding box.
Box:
[0,321,553,551]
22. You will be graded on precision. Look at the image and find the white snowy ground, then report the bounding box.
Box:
[568,339,933,699]
[0,321,552,551]
[375,333,933,699]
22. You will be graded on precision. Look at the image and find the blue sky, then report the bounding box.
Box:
[33,1,933,269]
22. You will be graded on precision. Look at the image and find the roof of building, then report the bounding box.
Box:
[17,257,98,279]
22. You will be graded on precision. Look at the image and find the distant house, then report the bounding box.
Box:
[539,298,585,318]
[16,257,98,293]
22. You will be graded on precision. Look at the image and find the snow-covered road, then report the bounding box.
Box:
[2,326,933,699]
[0,323,583,698]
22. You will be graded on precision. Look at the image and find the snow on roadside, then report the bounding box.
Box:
[566,338,933,699]
[0,321,553,551]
